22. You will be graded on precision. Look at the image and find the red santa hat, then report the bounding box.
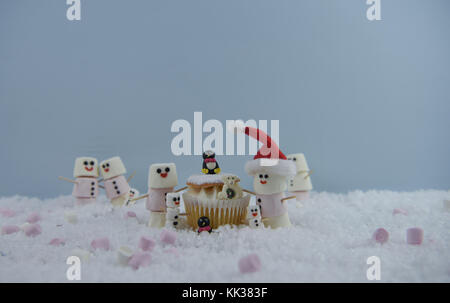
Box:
[232,121,296,177]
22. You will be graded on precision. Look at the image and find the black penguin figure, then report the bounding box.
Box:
[202,150,220,174]
[197,216,212,234]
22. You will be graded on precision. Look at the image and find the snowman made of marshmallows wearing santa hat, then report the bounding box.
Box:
[235,122,297,229]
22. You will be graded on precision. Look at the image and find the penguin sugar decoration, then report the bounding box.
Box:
[197,216,212,234]
[202,150,220,175]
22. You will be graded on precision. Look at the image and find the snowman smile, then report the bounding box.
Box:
[260,180,267,184]
[252,213,258,217]
[104,168,109,172]
[85,166,93,172]
[160,173,168,178]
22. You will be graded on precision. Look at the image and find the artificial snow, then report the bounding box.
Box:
[0,190,449,282]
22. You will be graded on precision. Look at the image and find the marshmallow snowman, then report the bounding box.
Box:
[100,157,131,207]
[253,171,287,195]
[145,163,178,228]
[62,157,99,205]
[247,205,263,229]
[287,153,312,200]
[126,188,140,206]
[165,192,181,229]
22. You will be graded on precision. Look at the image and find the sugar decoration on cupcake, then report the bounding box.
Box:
[202,150,220,175]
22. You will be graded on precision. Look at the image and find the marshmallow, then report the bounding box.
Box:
[1,225,20,235]
[393,208,408,216]
[407,228,424,245]
[253,173,287,195]
[160,229,177,245]
[26,212,41,224]
[238,254,262,274]
[91,237,110,251]
[23,224,42,237]
[287,153,310,173]
[165,208,181,229]
[0,208,16,218]
[126,188,140,206]
[139,236,156,251]
[73,157,99,178]
[64,211,78,224]
[148,163,178,189]
[100,156,127,179]
[372,228,389,244]
[166,192,181,208]
[128,252,151,270]
[247,206,263,229]
[117,246,134,266]
[124,211,137,219]
[49,238,65,246]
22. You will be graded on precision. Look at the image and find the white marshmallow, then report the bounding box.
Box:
[253,172,287,195]
[148,163,178,189]
[126,188,140,206]
[166,192,181,208]
[73,157,99,178]
[286,153,310,173]
[288,173,313,192]
[247,205,263,229]
[165,207,180,229]
[287,153,313,192]
[100,157,126,179]
[117,246,134,266]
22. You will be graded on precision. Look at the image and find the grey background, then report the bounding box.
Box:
[1,0,449,198]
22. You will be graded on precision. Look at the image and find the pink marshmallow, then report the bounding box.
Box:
[160,229,177,245]
[139,236,156,251]
[393,208,408,216]
[27,212,41,223]
[91,237,110,251]
[23,224,42,237]
[407,227,424,245]
[164,247,180,257]
[2,225,20,235]
[239,253,262,274]
[128,252,151,270]
[125,211,137,218]
[49,238,65,246]
[373,228,389,244]
[0,209,16,218]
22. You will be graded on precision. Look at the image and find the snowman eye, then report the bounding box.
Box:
[106,163,110,167]
[90,161,95,166]
[177,197,180,201]
[165,167,170,172]
[102,164,106,168]
[264,174,269,179]
[293,158,297,161]
[259,174,263,178]
[157,168,162,173]
[84,161,88,165]
[173,197,177,202]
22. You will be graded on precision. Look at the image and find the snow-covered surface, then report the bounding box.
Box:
[186,173,234,185]
[1,190,449,282]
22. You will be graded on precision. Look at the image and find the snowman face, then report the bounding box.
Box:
[253,171,287,194]
[287,153,309,173]
[73,157,99,178]
[148,163,178,188]
[100,157,127,179]
[247,206,261,219]
[128,188,139,199]
[166,192,181,208]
